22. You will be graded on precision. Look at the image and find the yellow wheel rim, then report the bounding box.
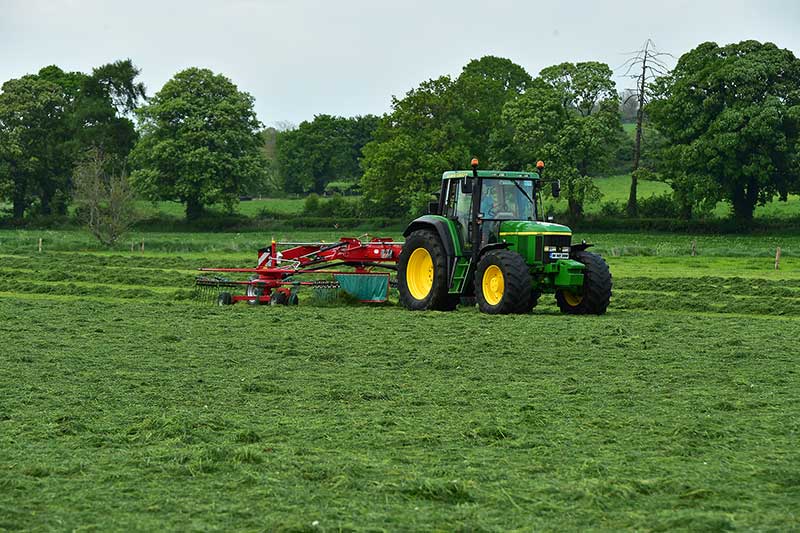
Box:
[407,248,434,300]
[482,265,504,306]
[563,290,583,306]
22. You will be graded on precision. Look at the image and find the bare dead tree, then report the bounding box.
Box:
[620,39,672,216]
[72,148,140,246]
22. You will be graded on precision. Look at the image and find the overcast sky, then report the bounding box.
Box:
[2,0,799,127]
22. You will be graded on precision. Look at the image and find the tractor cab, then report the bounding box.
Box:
[398,159,612,315]
[438,163,552,254]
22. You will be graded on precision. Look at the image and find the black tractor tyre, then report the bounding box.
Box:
[475,249,533,315]
[460,296,477,307]
[555,250,612,315]
[398,229,458,311]
[514,290,541,314]
[217,292,233,306]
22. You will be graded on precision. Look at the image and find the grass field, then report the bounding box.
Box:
[6,177,798,222]
[1,229,799,530]
[111,174,799,221]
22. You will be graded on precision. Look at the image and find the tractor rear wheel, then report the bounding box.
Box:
[475,249,533,314]
[555,251,612,315]
[398,230,458,311]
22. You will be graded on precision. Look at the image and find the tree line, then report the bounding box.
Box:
[1,39,799,231]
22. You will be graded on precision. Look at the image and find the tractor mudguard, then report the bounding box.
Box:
[403,216,461,278]
[478,242,510,259]
[571,242,594,253]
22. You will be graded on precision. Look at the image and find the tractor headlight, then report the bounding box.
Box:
[544,246,557,252]
[561,246,570,253]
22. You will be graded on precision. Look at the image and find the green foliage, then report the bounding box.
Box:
[649,40,800,222]
[502,62,622,219]
[539,61,617,117]
[0,61,145,219]
[636,192,680,218]
[599,200,625,217]
[302,193,359,218]
[303,193,320,214]
[130,68,265,220]
[0,73,67,219]
[361,56,532,215]
[276,114,378,194]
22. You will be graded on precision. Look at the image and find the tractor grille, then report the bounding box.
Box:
[543,235,571,264]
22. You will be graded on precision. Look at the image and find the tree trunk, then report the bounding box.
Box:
[11,167,27,220]
[568,197,583,220]
[12,187,26,220]
[185,197,204,221]
[627,48,648,218]
[40,189,53,216]
[731,180,756,223]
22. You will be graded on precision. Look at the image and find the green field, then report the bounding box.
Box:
[6,173,799,222]
[135,197,309,218]
[1,229,798,530]
[127,175,799,221]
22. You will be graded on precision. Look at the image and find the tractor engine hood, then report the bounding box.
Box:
[497,220,573,238]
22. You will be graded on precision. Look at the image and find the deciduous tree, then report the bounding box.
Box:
[276,114,378,194]
[502,63,622,219]
[0,75,65,219]
[130,68,265,220]
[649,40,800,222]
[72,148,139,245]
[361,56,532,215]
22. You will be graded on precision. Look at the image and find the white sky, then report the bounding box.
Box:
[2,0,799,127]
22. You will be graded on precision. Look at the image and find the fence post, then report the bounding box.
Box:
[691,240,697,257]
[140,240,144,253]
[775,247,781,270]
[38,237,42,253]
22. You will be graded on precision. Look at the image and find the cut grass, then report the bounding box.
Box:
[0,228,799,530]
[1,300,798,530]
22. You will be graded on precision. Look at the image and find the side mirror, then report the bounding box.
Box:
[427,201,439,215]
[551,180,561,198]
[462,177,473,194]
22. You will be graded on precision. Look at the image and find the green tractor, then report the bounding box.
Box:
[397,159,612,314]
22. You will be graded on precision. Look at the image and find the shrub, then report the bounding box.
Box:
[316,194,356,217]
[303,193,321,214]
[599,201,625,217]
[638,193,680,218]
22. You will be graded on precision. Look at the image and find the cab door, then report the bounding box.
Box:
[444,178,473,254]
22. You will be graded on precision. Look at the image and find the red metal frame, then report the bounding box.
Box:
[198,236,403,304]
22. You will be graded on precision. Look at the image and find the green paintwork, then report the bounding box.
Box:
[547,260,585,288]
[410,214,462,256]
[497,220,573,235]
[442,170,540,180]
[449,257,471,294]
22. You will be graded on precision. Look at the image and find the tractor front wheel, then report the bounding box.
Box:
[475,249,533,314]
[398,230,457,311]
[555,251,612,315]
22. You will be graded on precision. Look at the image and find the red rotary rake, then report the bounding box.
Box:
[195,235,403,305]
